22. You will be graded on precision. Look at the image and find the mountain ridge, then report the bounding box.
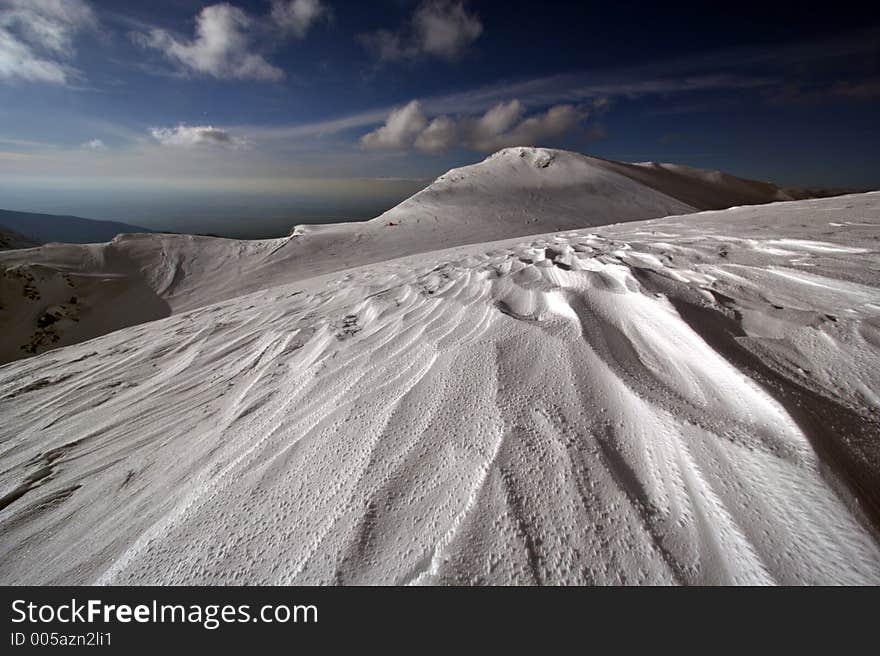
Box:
[0,147,852,363]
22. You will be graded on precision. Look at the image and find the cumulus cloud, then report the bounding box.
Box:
[150,125,249,148]
[464,99,524,150]
[359,100,428,150]
[0,0,97,84]
[134,4,284,81]
[413,0,482,60]
[475,103,585,151]
[82,138,106,150]
[361,0,482,63]
[414,115,458,153]
[270,0,327,38]
[361,100,587,153]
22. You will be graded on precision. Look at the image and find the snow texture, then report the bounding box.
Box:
[1,176,879,584]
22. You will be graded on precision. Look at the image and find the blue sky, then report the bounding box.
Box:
[0,0,878,236]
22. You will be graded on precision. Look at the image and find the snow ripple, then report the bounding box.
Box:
[2,216,880,585]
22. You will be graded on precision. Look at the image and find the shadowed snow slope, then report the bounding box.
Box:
[0,227,39,251]
[0,148,826,364]
[1,192,879,584]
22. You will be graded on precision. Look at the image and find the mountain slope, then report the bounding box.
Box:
[0,208,152,245]
[0,226,39,250]
[603,159,810,210]
[1,192,878,585]
[0,148,841,364]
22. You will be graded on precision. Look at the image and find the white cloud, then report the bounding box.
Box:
[150,125,249,148]
[271,0,327,38]
[0,0,96,84]
[134,4,284,81]
[360,100,428,150]
[412,0,482,60]
[0,29,66,83]
[82,138,106,150]
[464,99,524,150]
[361,0,482,63]
[465,102,585,152]
[414,115,458,153]
[361,99,587,154]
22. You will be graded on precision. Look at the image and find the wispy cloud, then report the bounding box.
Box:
[247,24,878,142]
[767,78,880,106]
[0,0,97,84]
[236,71,771,144]
[233,107,394,141]
[260,26,877,142]
[360,0,482,63]
[0,135,58,149]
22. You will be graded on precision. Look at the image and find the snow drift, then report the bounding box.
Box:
[1,191,879,585]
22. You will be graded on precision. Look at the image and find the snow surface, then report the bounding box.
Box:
[0,148,817,365]
[1,189,879,585]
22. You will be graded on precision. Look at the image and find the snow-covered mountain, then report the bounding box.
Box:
[0,148,836,364]
[1,191,879,584]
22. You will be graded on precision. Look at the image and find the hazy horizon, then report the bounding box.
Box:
[0,175,431,238]
[1,144,875,239]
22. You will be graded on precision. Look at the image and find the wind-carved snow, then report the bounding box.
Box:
[1,192,880,585]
